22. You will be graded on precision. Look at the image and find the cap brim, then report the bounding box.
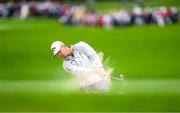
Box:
[52,49,61,59]
[53,53,57,58]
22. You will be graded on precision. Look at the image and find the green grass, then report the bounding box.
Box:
[0,18,179,111]
[91,0,180,12]
[0,18,179,80]
[0,92,179,112]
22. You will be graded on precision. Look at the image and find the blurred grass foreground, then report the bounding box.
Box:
[0,0,180,112]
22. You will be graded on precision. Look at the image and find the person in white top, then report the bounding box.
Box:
[51,41,110,92]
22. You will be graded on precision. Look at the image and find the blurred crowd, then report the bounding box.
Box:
[0,1,179,27]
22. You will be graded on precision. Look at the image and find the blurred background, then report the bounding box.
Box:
[0,0,179,112]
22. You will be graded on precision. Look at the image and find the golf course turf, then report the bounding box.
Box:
[0,18,179,112]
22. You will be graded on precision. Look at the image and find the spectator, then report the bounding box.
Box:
[0,1,179,27]
[20,2,29,19]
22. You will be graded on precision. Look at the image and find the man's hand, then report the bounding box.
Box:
[96,68,106,78]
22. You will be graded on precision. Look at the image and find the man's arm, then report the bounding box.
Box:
[63,61,95,75]
[64,61,106,78]
[78,41,103,68]
[78,41,107,77]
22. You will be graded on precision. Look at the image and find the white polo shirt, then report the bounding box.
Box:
[63,41,109,91]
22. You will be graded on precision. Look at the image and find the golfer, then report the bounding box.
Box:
[51,41,110,92]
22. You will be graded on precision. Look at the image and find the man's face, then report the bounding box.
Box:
[57,46,71,58]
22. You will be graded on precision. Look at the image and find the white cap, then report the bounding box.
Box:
[51,41,64,56]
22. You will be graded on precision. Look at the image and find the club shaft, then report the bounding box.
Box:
[111,76,123,81]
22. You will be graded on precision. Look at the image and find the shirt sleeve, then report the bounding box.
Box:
[79,41,96,58]
[63,61,95,75]
[79,41,103,68]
